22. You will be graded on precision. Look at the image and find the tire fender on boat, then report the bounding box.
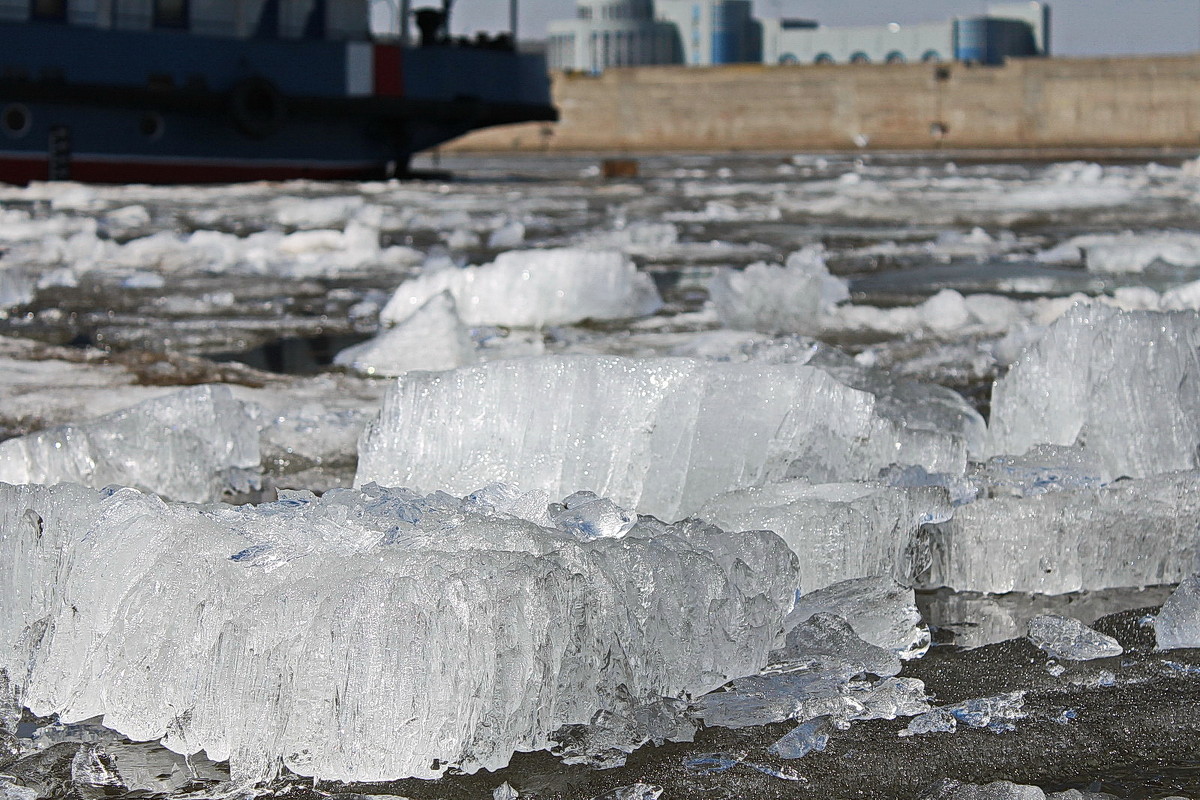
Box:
[228,77,287,138]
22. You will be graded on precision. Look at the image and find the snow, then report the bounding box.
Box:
[0,482,797,782]
[356,356,969,521]
[0,385,260,503]
[379,248,662,328]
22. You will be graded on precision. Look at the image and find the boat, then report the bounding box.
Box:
[0,0,556,184]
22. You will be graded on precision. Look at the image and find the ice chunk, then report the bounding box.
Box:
[1026,615,1123,661]
[772,613,901,677]
[987,306,1200,478]
[901,692,1026,737]
[379,249,662,328]
[548,491,637,540]
[1078,232,1200,274]
[356,356,968,521]
[709,246,849,334]
[333,291,477,377]
[768,715,830,759]
[0,269,35,317]
[494,782,519,800]
[0,482,797,783]
[590,784,663,800]
[925,471,1200,593]
[1154,573,1200,650]
[699,482,951,592]
[487,220,526,249]
[784,576,929,660]
[929,781,1049,800]
[0,384,260,503]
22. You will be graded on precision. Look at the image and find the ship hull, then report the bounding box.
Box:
[0,22,556,184]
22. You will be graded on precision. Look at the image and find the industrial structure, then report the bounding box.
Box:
[546,0,1049,73]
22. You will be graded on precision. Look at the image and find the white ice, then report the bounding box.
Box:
[0,482,797,782]
[333,291,477,377]
[709,246,849,334]
[379,248,662,328]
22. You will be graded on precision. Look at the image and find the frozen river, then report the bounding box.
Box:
[2,152,1200,799]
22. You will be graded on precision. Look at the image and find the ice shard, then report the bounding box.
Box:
[0,385,260,503]
[987,306,1200,478]
[0,482,797,783]
[379,248,662,328]
[356,356,969,521]
[925,471,1200,594]
[783,576,930,660]
[699,481,951,592]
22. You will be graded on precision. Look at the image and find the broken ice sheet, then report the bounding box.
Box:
[0,482,797,783]
[1027,614,1123,661]
[357,355,968,521]
[768,715,831,759]
[782,575,931,661]
[0,384,260,503]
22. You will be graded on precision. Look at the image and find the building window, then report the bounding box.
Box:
[154,0,188,28]
[849,51,870,63]
[814,52,834,64]
[885,51,905,64]
[30,0,66,21]
[778,52,798,64]
[921,49,942,63]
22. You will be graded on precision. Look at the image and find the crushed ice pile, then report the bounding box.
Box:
[0,482,796,782]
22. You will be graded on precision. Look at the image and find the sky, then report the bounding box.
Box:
[435,0,1200,56]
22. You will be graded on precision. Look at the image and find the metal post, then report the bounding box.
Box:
[398,0,409,44]
[509,0,517,44]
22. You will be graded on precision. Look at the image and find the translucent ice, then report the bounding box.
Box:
[784,576,930,660]
[971,445,1109,499]
[0,269,35,317]
[926,471,1200,594]
[1077,232,1200,274]
[1026,615,1123,661]
[0,482,797,782]
[333,291,477,377]
[356,356,969,521]
[901,692,1026,737]
[0,384,260,503]
[709,246,850,334]
[379,249,662,328]
[699,482,952,592]
[768,715,830,759]
[1154,573,1200,650]
[988,306,1200,478]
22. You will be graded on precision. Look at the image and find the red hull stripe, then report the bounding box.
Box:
[0,155,386,185]
[373,44,404,98]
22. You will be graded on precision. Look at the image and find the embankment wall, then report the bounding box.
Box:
[445,54,1200,152]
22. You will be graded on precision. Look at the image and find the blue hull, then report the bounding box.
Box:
[0,22,555,183]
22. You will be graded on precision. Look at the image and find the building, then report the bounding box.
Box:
[761,2,1049,66]
[546,0,679,72]
[654,0,759,67]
